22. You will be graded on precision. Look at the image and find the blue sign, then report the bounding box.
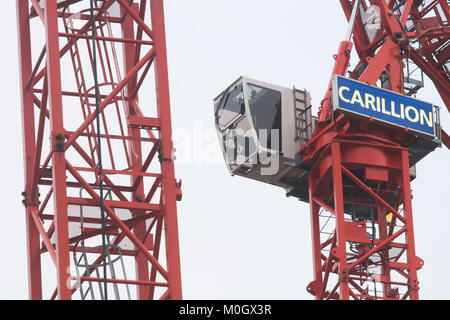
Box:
[332,76,436,137]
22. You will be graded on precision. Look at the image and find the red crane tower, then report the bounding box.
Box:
[302,0,449,300]
[213,0,448,301]
[17,0,182,300]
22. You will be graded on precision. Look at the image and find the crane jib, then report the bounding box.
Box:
[332,76,437,138]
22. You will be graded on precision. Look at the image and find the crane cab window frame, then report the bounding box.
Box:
[215,84,245,132]
[246,83,282,151]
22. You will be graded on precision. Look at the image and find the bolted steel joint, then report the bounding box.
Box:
[54,133,65,152]
[21,191,27,207]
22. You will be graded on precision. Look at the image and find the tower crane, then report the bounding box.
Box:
[17,0,182,300]
[214,0,449,300]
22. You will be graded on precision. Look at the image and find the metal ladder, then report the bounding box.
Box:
[293,87,313,148]
[72,188,131,300]
[62,7,98,163]
[391,0,425,96]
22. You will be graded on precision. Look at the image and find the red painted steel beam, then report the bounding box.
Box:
[116,0,153,39]
[58,32,154,45]
[122,3,151,298]
[133,0,148,67]
[30,0,45,23]
[30,208,57,264]
[330,143,350,300]
[75,276,168,287]
[17,0,43,300]
[150,0,183,300]
[26,46,46,89]
[66,197,161,211]
[318,41,353,122]
[442,129,450,150]
[44,0,71,300]
[30,75,48,200]
[400,149,420,299]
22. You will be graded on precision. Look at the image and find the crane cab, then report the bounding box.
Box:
[214,76,316,202]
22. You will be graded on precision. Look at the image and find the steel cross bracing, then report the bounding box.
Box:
[17,0,182,300]
[301,0,448,300]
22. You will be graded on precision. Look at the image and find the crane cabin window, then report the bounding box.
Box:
[247,83,282,150]
[215,84,245,131]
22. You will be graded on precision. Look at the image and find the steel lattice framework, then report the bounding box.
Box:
[17,0,182,300]
[301,0,449,300]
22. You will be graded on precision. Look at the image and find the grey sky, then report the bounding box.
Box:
[0,0,449,299]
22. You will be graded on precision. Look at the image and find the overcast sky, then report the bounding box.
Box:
[0,0,449,300]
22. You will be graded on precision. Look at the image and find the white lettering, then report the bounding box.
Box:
[350,90,365,108]
[339,86,351,103]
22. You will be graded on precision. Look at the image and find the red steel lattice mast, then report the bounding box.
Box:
[17,0,182,300]
[302,0,449,300]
